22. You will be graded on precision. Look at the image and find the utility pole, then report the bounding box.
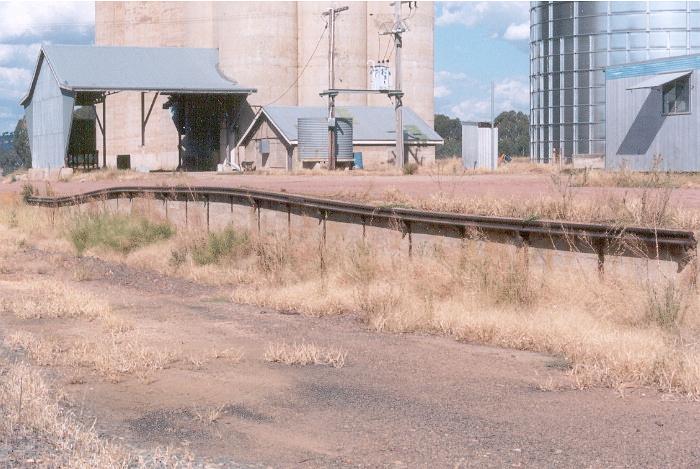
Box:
[389,1,410,169]
[491,80,495,170]
[323,5,348,170]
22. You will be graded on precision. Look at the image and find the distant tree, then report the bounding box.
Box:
[434,114,462,158]
[13,117,30,168]
[0,118,31,175]
[494,111,529,157]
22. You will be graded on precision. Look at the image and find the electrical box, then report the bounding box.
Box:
[369,64,392,90]
[327,117,336,128]
[259,139,270,155]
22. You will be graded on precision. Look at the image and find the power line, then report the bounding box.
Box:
[265,23,328,106]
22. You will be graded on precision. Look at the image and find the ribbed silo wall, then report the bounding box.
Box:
[530,1,700,163]
[217,2,298,107]
[297,2,368,107]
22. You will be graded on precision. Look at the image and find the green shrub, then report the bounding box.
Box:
[20,183,35,202]
[191,227,249,265]
[645,280,686,330]
[69,214,174,255]
[402,163,419,175]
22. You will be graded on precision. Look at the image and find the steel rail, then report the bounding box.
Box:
[25,185,697,272]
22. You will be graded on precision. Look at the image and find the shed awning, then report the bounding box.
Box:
[627,71,691,90]
[21,44,256,106]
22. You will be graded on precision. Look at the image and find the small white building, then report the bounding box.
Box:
[461,121,498,170]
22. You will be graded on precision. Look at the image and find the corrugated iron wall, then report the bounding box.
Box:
[25,57,74,170]
[605,72,700,171]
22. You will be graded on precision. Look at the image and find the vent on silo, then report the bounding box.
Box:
[298,117,354,160]
[369,64,392,90]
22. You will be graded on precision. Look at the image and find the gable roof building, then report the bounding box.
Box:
[22,44,254,170]
[238,105,442,170]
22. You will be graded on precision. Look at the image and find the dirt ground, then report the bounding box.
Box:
[2,244,700,467]
[6,171,700,210]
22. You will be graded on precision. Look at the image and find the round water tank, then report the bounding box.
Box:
[298,117,353,160]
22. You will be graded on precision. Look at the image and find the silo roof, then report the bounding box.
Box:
[242,106,443,146]
[21,44,256,105]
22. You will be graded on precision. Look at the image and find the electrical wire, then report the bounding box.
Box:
[265,23,328,106]
[381,33,393,63]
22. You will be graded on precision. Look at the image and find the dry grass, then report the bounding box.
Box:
[359,181,700,230]
[0,361,195,467]
[1,279,109,320]
[264,342,347,368]
[6,331,176,382]
[0,279,133,333]
[2,190,700,396]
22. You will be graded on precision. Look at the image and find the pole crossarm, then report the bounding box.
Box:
[319,89,404,97]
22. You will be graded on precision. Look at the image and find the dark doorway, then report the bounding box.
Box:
[66,106,98,170]
[166,95,240,171]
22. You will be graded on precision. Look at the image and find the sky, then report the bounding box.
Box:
[0,1,530,133]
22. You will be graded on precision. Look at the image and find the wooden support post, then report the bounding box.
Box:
[595,239,606,280]
[164,198,168,221]
[287,204,291,240]
[185,198,188,227]
[257,203,261,234]
[361,216,366,241]
[406,222,412,258]
[518,232,530,270]
[321,211,327,247]
[205,196,210,232]
[102,95,107,168]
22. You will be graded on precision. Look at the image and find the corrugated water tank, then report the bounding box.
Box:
[298,117,354,160]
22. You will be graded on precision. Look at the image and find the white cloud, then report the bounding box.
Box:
[434,70,473,99]
[494,78,529,108]
[436,2,529,42]
[503,22,530,41]
[0,43,41,66]
[0,2,94,41]
[448,77,529,121]
[434,85,451,98]
[0,66,31,99]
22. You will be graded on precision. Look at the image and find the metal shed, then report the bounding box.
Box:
[606,54,700,172]
[461,122,498,170]
[21,44,256,170]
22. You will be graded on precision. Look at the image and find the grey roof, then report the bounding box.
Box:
[22,44,255,105]
[250,106,443,145]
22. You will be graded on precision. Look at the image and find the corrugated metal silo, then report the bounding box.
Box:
[298,117,353,160]
[531,1,700,163]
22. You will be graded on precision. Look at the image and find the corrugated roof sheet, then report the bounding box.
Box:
[606,53,700,80]
[261,106,443,144]
[22,44,255,104]
[626,71,691,90]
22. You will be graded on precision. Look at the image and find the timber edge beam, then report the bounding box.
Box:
[25,185,697,272]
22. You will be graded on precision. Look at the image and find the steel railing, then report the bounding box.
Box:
[25,185,697,274]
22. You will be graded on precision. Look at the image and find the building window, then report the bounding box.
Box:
[662,75,690,115]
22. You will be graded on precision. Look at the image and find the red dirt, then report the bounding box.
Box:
[1,246,700,467]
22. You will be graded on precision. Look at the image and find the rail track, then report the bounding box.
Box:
[25,185,697,274]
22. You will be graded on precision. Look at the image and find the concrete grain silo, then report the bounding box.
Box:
[94,1,435,169]
[297,2,369,107]
[217,2,299,107]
